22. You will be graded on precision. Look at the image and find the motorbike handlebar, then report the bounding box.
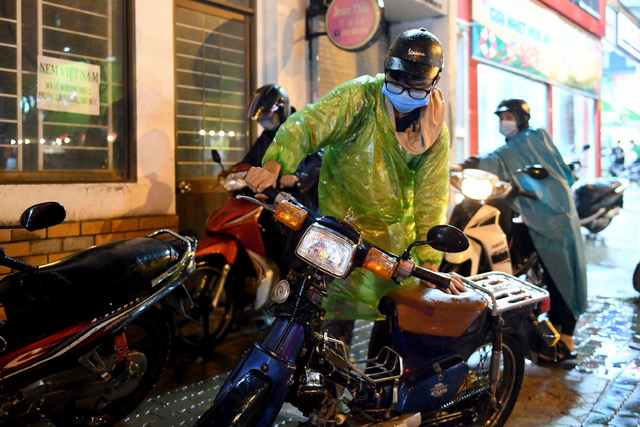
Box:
[0,248,38,274]
[262,186,280,201]
[509,186,538,200]
[255,186,456,291]
[412,266,452,289]
[518,190,538,200]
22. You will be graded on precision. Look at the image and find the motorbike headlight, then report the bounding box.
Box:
[296,224,357,278]
[459,169,499,201]
[220,171,247,191]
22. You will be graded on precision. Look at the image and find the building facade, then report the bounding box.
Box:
[457,0,607,180]
[1,0,638,268]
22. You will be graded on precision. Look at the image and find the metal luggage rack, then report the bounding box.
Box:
[463,271,549,316]
[319,332,403,384]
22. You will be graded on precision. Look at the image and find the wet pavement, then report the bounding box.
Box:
[119,184,640,427]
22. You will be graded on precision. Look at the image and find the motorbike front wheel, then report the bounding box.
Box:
[49,310,171,426]
[172,260,235,350]
[448,336,524,426]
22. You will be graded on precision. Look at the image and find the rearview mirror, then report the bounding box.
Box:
[211,149,222,163]
[20,202,66,231]
[426,225,469,253]
[402,225,469,260]
[518,164,549,180]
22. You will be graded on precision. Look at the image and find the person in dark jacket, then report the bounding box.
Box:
[242,84,321,211]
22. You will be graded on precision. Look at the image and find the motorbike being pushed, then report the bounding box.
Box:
[0,202,195,425]
[196,187,558,426]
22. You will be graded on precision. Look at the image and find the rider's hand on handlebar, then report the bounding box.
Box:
[421,262,467,295]
[246,166,278,198]
[279,174,299,189]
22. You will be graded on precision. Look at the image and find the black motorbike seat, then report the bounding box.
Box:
[0,237,181,323]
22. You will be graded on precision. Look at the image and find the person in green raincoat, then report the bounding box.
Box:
[457,99,587,361]
[245,28,465,347]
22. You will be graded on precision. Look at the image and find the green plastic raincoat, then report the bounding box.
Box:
[475,128,587,317]
[262,73,450,320]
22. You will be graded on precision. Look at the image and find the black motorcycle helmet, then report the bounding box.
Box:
[247,84,291,123]
[384,28,444,81]
[494,99,531,130]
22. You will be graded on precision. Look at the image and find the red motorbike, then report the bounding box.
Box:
[172,152,291,350]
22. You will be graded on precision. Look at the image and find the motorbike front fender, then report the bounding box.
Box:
[195,235,240,264]
[197,369,271,426]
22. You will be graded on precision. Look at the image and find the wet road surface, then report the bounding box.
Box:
[119,184,640,426]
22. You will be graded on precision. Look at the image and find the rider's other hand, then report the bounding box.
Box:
[450,164,463,172]
[421,262,467,295]
[447,274,467,295]
[279,174,299,189]
[246,167,277,193]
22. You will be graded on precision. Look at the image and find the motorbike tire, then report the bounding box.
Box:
[49,309,171,426]
[450,336,524,426]
[172,260,235,350]
[634,262,640,293]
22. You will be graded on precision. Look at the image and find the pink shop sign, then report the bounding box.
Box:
[325,0,383,52]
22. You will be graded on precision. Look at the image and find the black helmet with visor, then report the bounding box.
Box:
[247,84,291,123]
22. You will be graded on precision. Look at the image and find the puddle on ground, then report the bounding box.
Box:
[574,297,640,377]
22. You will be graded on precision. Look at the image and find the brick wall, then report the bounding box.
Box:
[0,214,179,277]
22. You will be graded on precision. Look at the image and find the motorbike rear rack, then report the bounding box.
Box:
[318,332,403,385]
[463,271,550,316]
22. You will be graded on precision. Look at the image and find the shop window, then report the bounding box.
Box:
[0,0,133,183]
[476,64,547,154]
[552,86,596,176]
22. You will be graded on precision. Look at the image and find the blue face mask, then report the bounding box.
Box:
[382,85,431,113]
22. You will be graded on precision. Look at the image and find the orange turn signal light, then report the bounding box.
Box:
[363,247,398,280]
[273,201,308,231]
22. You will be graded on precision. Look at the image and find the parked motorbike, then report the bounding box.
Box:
[442,163,626,281]
[569,161,627,235]
[196,188,557,426]
[609,158,640,184]
[441,166,546,285]
[0,202,196,425]
[173,150,289,350]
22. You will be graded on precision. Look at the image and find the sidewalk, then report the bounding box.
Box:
[120,184,640,427]
[508,182,640,426]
